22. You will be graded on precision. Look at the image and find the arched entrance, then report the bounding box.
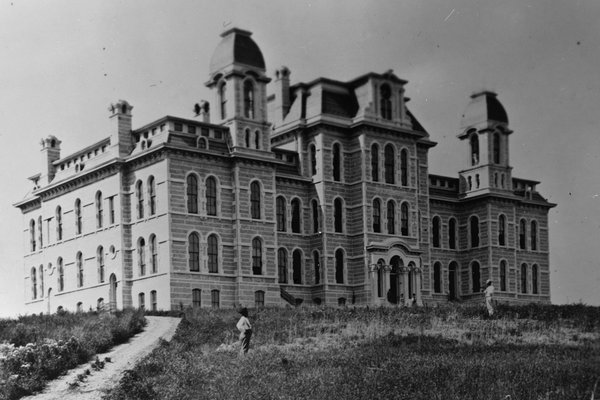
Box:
[109,274,117,312]
[448,262,458,300]
[388,256,403,304]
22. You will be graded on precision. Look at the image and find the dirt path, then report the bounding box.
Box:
[22,316,181,400]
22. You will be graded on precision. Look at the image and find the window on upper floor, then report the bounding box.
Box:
[276,196,286,232]
[293,249,302,284]
[372,199,381,233]
[186,175,198,214]
[243,80,255,119]
[188,232,200,272]
[291,198,301,233]
[471,262,481,293]
[38,216,43,248]
[57,257,64,292]
[448,218,457,249]
[56,207,63,241]
[76,251,83,288]
[519,219,527,250]
[75,199,82,235]
[530,220,538,251]
[493,132,501,164]
[401,202,409,237]
[219,82,227,120]
[334,198,344,233]
[332,143,341,182]
[96,191,103,228]
[136,180,144,219]
[498,215,506,246]
[254,130,260,150]
[380,84,392,120]
[108,197,115,225]
[207,234,218,273]
[252,237,262,275]
[148,176,156,216]
[371,143,379,182]
[470,216,480,248]
[384,144,395,184]
[400,149,408,186]
[432,216,441,248]
[470,133,479,166]
[138,237,146,276]
[309,144,317,177]
[97,246,105,283]
[250,181,261,219]
[31,267,37,300]
[245,129,251,148]
[39,265,44,298]
[29,219,36,251]
[387,200,395,235]
[335,249,345,284]
[312,199,319,233]
[206,177,217,216]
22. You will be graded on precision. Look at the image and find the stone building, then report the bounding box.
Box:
[15,28,555,313]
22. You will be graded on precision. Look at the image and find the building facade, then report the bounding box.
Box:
[15,28,555,313]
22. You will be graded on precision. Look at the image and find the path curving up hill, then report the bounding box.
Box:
[21,316,181,400]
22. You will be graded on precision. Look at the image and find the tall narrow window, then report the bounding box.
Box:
[254,130,260,150]
[384,144,395,184]
[188,232,199,272]
[206,177,217,216]
[500,260,507,292]
[433,262,441,293]
[192,289,201,307]
[211,290,220,309]
[245,129,251,148]
[255,291,265,308]
[243,80,254,119]
[219,82,227,120]
[470,133,479,165]
[250,181,261,219]
[138,238,146,276]
[252,237,262,275]
[187,175,198,214]
[371,143,379,182]
[76,252,83,288]
[109,197,115,224]
[532,264,539,294]
[38,216,43,248]
[335,249,344,284]
[334,198,343,233]
[471,262,480,293]
[470,216,480,248]
[56,206,63,241]
[292,249,302,284]
[401,202,409,236]
[380,84,392,120]
[97,246,105,283]
[39,265,44,297]
[521,263,528,293]
[448,218,457,249]
[278,248,288,284]
[400,149,408,186]
[519,219,527,250]
[136,180,144,219]
[432,216,441,248]
[150,290,157,311]
[276,196,286,232]
[310,144,317,176]
[138,293,145,309]
[29,219,36,251]
[493,132,501,164]
[312,199,319,233]
[57,257,64,292]
[530,221,537,251]
[377,259,385,297]
[31,267,37,299]
[372,199,381,233]
[291,198,301,233]
[148,176,156,216]
[387,200,395,235]
[498,215,506,246]
[150,234,158,273]
[332,143,341,182]
[96,191,103,228]
[313,251,320,285]
[207,234,218,273]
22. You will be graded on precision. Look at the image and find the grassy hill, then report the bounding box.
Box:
[105,304,600,400]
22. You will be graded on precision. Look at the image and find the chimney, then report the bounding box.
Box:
[109,100,133,158]
[194,100,210,123]
[40,135,61,185]
[273,66,291,125]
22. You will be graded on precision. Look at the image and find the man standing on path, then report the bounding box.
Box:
[237,307,252,354]
[483,279,495,317]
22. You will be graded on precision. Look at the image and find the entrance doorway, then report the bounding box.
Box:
[448,262,458,300]
[109,274,117,312]
[388,256,402,304]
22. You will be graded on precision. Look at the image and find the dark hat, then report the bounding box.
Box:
[239,307,248,317]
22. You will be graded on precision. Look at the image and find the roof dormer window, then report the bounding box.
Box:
[380,84,392,120]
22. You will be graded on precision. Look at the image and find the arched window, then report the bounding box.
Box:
[255,290,265,308]
[471,262,480,293]
[31,267,37,299]
[400,149,408,186]
[138,292,145,309]
[219,82,227,120]
[138,237,146,276]
[252,237,262,275]
[39,265,44,297]
[498,215,506,246]
[276,196,286,232]
[150,234,158,274]
[470,133,479,165]
[243,80,255,119]
[291,198,301,233]
[148,176,156,216]
[432,216,441,248]
[97,246,105,283]
[530,221,537,251]
[150,290,157,311]
[521,263,528,293]
[493,132,501,164]
[312,199,319,233]
[96,191,103,228]
[192,289,201,307]
[433,262,442,293]
[448,218,457,249]
[245,129,251,148]
[384,144,395,184]
[207,234,218,273]
[377,259,385,297]
[532,264,539,294]
[198,137,207,149]
[519,219,527,250]
[401,202,409,236]
[188,232,200,272]
[470,216,480,248]
[372,199,381,233]
[29,219,36,251]
[309,144,317,176]
[56,206,63,241]
[380,84,392,120]
[186,175,198,214]
[206,177,217,216]
[211,289,220,309]
[57,257,64,292]
[254,130,260,150]
[135,180,144,219]
[387,200,395,234]
[76,252,83,288]
[500,260,507,291]
[38,216,43,248]
[313,251,321,285]
[250,181,261,219]
[278,248,288,284]
[334,198,343,233]
[293,249,302,284]
[332,143,341,182]
[371,143,379,182]
[109,196,115,224]
[335,249,344,284]
[75,199,83,235]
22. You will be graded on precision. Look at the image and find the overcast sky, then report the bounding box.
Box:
[0,0,598,316]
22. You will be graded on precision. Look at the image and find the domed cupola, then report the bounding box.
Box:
[209,28,266,77]
[458,91,509,137]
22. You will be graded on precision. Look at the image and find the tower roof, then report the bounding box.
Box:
[459,91,508,131]
[209,28,266,74]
